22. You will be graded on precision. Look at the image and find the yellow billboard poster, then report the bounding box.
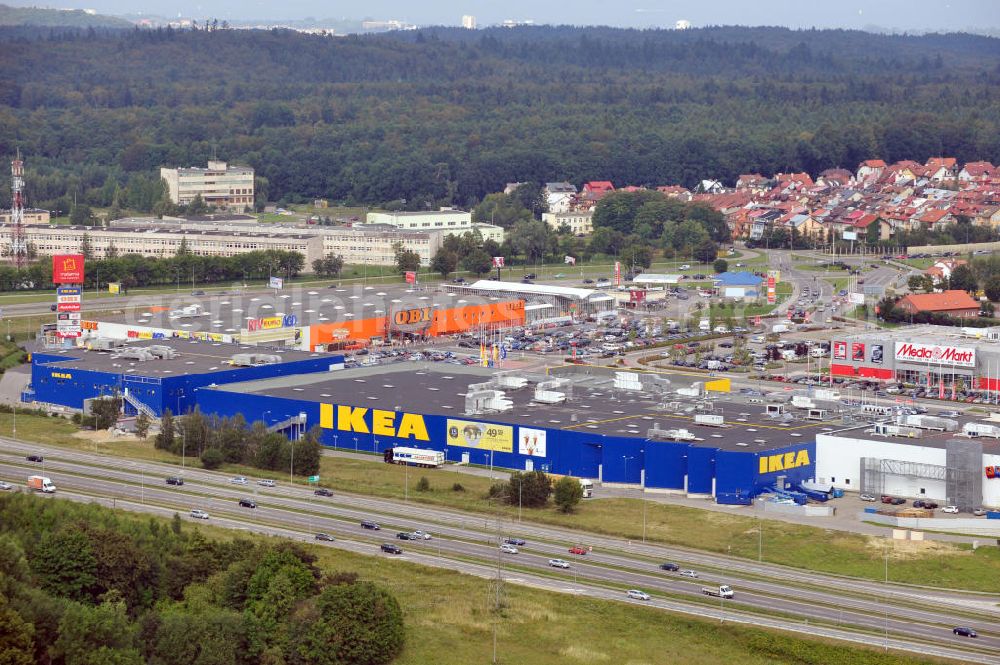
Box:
[705,378,731,393]
[446,419,513,452]
[108,282,121,294]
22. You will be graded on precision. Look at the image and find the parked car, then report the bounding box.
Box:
[314,533,335,542]
[568,546,587,555]
[189,509,209,520]
[892,497,906,505]
[499,543,519,554]
[238,498,257,509]
[680,570,699,578]
[257,479,276,487]
[626,589,651,601]
[860,493,876,502]
[26,455,43,463]
[166,476,184,486]
[659,562,680,571]
[942,505,960,514]
[548,558,570,569]
[230,476,249,485]
[952,626,978,638]
[380,543,403,555]
[314,488,333,497]
[361,520,380,530]
[973,508,987,516]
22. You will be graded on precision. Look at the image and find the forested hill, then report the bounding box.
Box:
[0,3,131,28]
[1,25,998,213]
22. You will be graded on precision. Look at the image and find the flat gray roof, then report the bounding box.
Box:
[38,338,324,377]
[208,365,832,452]
[89,284,522,333]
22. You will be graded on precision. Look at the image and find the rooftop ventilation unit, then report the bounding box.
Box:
[88,338,127,352]
[614,371,643,392]
[230,353,281,367]
[694,414,725,427]
[646,426,700,442]
[495,375,529,390]
[113,348,157,362]
[146,345,178,359]
[465,389,513,415]
[963,422,1000,438]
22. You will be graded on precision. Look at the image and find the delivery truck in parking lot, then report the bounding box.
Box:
[27,476,56,493]
[702,585,734,598]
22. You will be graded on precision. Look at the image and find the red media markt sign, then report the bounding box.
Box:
[52,254,85,284]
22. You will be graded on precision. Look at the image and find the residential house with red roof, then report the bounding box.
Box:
[959,162,997,182]
[924,259,968,285]
[856,159,886,181]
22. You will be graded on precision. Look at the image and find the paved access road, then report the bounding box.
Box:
[1,440,997,663]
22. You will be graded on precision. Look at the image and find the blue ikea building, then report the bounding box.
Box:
[195,365,818,504]
[27,339,343,417]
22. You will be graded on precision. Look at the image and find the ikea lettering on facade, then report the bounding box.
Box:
[759,449,811,474]
[319,404,429,441]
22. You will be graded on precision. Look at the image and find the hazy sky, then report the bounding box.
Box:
[11,0,999,31]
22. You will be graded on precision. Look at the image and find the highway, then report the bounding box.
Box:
[2,439,997,664]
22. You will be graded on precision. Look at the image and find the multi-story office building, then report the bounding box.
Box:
[160,160,254,211]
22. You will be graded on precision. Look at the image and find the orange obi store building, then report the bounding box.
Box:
[75,286,525,352]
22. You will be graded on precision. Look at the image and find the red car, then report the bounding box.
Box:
[568,546,587,555]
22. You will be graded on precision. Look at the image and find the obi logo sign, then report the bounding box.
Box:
[393,307,433,326]
[758,449,811,474]
[987,466,998,479]
[319,404,429,441]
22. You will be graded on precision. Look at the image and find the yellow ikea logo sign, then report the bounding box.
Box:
[759,450,811,474]
[51,371,72,379]
[319,404,429,441]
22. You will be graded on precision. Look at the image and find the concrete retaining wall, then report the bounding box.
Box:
[906,240,1000,256]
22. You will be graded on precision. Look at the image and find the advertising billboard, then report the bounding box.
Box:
[404,271,416,284]
[52,254,85,284]
[833,341,847,360]
[894,342,975,367]
[268,276,283,289]
[766,276,776,304]
[518,427,547,457]
[851,342,865,361]
[491,256,505,268]
[446,419,513,452]
[871,343,884,364]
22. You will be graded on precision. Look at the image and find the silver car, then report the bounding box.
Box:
[627,589,651,601]
[548,558,570,569]
[230,476,248,485]
[189,509,210,520]
[680,569,698,578]
[257,479,276,487]
[0,481,12,491]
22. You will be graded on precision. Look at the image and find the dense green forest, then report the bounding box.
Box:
[0,25,998,213]
[0,493,404,664]
[0,4,132,28]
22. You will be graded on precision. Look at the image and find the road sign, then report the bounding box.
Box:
[308,475,320,483]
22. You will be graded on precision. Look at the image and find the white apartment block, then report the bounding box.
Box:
[160,160,254,212]
[542,210,593,236]
[462,14,477,29]
[365,209,505,244]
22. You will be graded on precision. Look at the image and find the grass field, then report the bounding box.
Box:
[12,410,1000,593]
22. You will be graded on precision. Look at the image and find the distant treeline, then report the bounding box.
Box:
[1,25,998,213]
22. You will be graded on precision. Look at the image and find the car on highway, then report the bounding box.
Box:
[659,562,680,571]
[230,476,249,485]
[679,569,699,578]
[189,509,209,519]
[314,488,333,497]
[548,558,570,569]
[257,479,276,487]
[942,505,959,514]
[165,476,184,486]
[360,520,380,530]
[503,537,526,546]
[380,543,403,555]
[238,498,257,509]
[860,493,876,502]
[499,543,519,554]
[626,589,651,601]
[412,530,432,540]
[568,546,587,555]
[0,481,13,491]
[396,532,414,540]
[952,626,978,638]
[26,454,43,463]
[315,533,335,542]
[678,264,690,270]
